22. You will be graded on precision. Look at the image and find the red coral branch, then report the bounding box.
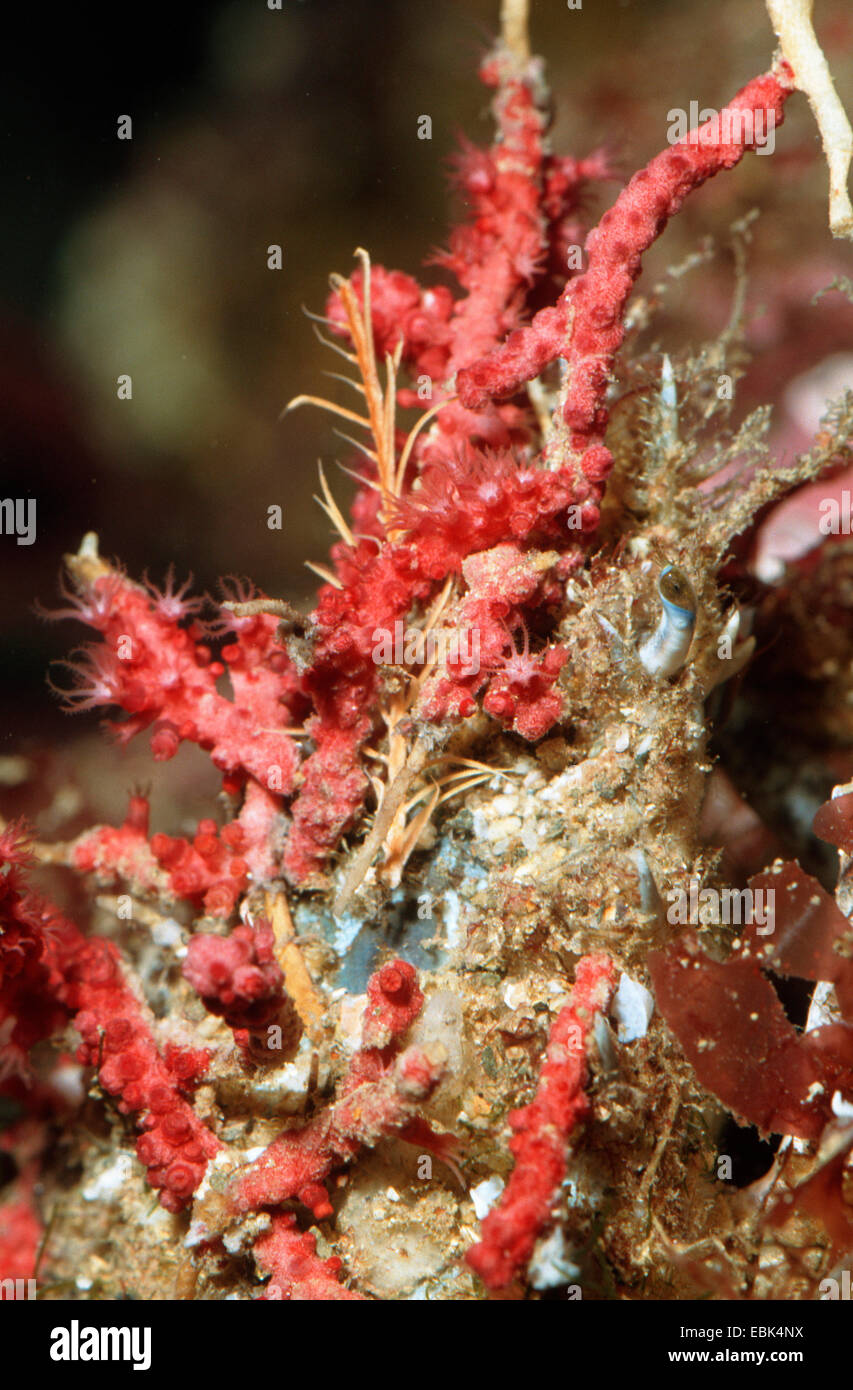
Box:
[150,819,251,918]
[254,1212,364,1300]
[0,1171,41,1286]
[466,953,615,1290]
[50,559,300,793]
[232,1043,446,1220]
[59,935,221,1211]
[67,801,253,919]
[416,541,571,737]
[360,959,424,1050]
[183,920,302,1062]
[327,50,608,475]
[0,823,74,1076]
[0,824,220,1213]
[229,960,447,1220]
[457,66,795,504]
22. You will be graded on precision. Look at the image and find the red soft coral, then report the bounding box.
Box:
[41,55,798,900]
[231,1041,446,1220]
[466,953,615,1290]
[254,1212,364,1301]
[416,542,570,739]
[68,794,262,919]
[0,827,220,1212]
[457,66,795,513]
[0,1175,41,1287]
[0,823,72,1077]
[47,549,299,820]
[229,959,447,1221]
[61,936,220,1211]
[183,920,302,1061]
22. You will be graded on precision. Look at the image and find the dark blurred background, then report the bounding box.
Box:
[1,0,851,822]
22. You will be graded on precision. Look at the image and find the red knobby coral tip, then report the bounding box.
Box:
[362,958,424,1049]
[49,559,300,865]
[254,1212,363,1300]
[150,821,250,916]
[579,446,613,482]
[183,922,299,1057]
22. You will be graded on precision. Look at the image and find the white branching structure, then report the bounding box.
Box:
[766,0,853,238]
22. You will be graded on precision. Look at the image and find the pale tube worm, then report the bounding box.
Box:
[637,565,696,680]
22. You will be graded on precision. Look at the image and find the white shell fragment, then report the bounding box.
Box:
[470,1176,505,1220]
[528,1226,582,1290]
[82,1152,135,1202]
[612,973,654,1042]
